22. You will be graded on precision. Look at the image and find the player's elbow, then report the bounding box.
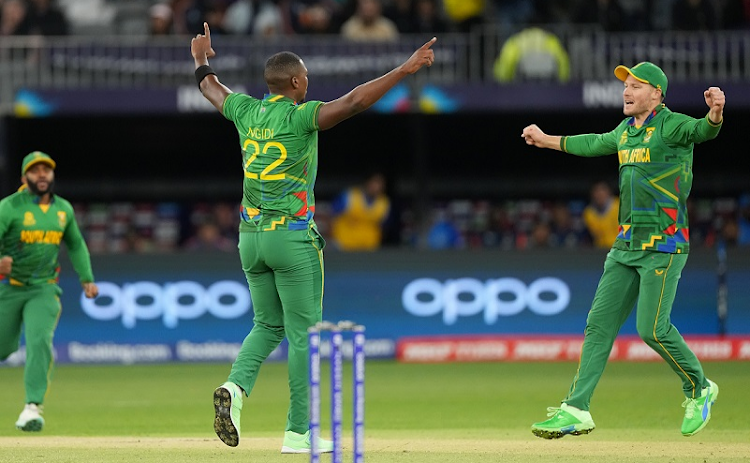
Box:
[343,91,371,116]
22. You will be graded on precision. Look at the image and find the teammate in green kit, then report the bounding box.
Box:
[522,62,725,439]
[0,151,99,432]
[190,22,436,451]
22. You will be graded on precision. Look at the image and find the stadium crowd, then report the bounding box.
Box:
[1,0,749,38]
[70,192,750,253]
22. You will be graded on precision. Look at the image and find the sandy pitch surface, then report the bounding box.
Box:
[1,436,749,458]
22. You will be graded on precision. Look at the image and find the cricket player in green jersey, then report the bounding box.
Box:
[190,22,436,451]
[0,151,99,432]
[522,62,725,439]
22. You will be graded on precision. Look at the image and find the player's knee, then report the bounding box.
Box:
[636,324,668,345]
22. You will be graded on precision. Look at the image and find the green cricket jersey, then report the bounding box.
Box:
[0,190,94,286]
[222,93,324,232]
[560,105,722,253]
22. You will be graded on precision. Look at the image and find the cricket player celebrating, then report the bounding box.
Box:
[190,23,435,451]
[522,62,724,438]
[0,151,99,431]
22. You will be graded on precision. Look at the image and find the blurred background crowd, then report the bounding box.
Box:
[71,187,750,254]
[1,0,749,39]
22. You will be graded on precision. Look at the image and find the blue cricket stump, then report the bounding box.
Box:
[308,321,366,463]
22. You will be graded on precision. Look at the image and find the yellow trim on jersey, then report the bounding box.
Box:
[264,216,286,231]
[647,166,680,202]
[706,113,723,127]
[268,94,285,102]
[642,235,663,250]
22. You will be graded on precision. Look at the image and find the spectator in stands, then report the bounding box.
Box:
[383,0,415,33]
[672,0,718,31]
[582,180,619,249]
[330,172,391,251]
[426,207,461,249]
[413,0,448,34]
[571,0,626,32]
[549,201,590,248]
[737,193,750,245]
[340,0,399,41]
[490,0,536,30]
[527,219,553,248]
[213,201,240,243]
[171,0,206,35]
[442,0,484,32]
[249,0,286,37]
[150,2,174,35]
[485,203,517,249]
[223,0,252,34]
[288,0,328,34]
[203,0,229,35]
[184,219,236,252]
[493,26,570,83]
[27,0,68,35]
[1,0,31,36]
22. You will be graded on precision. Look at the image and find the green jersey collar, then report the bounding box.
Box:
[628,103,666,127]
[263,94,297,105]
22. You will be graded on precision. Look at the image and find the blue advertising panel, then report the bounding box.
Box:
[3,248,749,365]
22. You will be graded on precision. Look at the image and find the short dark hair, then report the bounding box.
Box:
[264,52,304,91]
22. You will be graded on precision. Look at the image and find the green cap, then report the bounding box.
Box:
[614,62,668,97]
[21,151,56,175]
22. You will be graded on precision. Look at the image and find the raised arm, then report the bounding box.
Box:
[317,37,437,131]
[704,86,725,124]
[521,124,563,151]
[191,22,232,113]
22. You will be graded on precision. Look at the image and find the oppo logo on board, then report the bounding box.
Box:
[402,277,571,325]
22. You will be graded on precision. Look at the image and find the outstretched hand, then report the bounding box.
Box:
[401,37,437,74]
[82,282,99,299]
[191,22,216,61]
[521,124,547,147]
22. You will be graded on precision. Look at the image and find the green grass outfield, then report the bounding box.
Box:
[0,361,748,462]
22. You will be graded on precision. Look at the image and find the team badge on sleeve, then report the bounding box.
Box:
[58,211,67,227]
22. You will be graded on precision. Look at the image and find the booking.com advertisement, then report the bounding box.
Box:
[2,249,749,366]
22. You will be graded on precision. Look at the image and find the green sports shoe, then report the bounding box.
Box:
[531,403,596,439]
[280,430,334,454]
[681,379,719,437]
[213,381,243,447]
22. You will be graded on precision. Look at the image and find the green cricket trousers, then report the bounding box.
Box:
[565,249,708,411]
[230,227,325,434]
[0,283,62,404]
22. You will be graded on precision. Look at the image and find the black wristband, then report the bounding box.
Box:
[195,65,216,88]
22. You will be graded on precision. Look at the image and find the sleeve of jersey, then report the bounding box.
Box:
[62,209,95,283]
[0,200,10,242]
[663,112,722,145]
[294,100,324,132]
[222,93,254,122]
[559,129,618,157]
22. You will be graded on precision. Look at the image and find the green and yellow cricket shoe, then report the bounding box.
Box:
[531,403,595,439]
[682,379,719,437]
[213,381,243,447]
[280,430,334,454]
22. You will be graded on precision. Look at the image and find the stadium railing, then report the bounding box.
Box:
[1,27,749,115]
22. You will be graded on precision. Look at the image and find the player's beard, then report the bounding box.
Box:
[27,178,55,196]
